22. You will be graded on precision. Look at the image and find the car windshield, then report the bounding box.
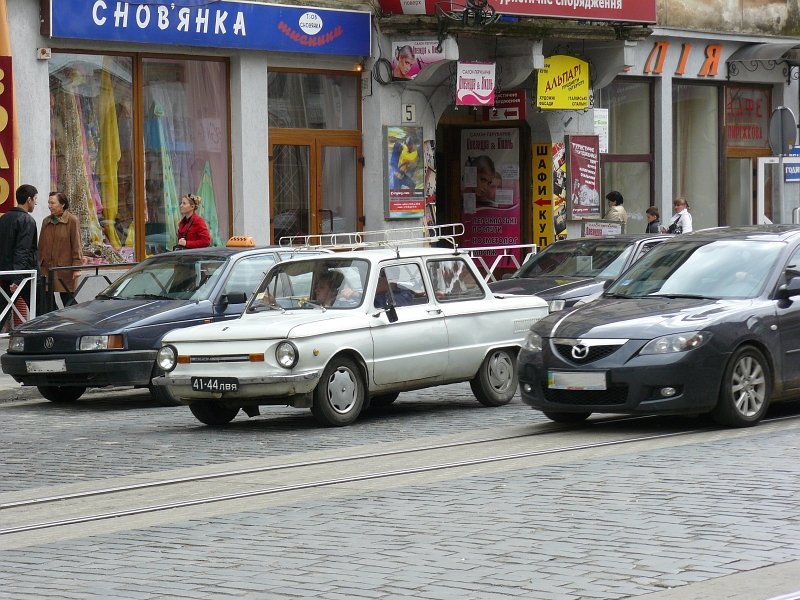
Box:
[100,254,228,301]
[516,240,634,279]
[607,240,783,299]
[249,257,369,311]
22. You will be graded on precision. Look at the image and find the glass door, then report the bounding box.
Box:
[270,134,362,242]
[725,157,753,226]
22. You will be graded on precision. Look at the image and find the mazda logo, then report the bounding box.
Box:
[571,344,589,359]
[44,337,55,350]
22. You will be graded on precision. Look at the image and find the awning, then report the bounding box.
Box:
[727,42,800,81]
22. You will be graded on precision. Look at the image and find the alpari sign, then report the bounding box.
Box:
[376,0,656,23]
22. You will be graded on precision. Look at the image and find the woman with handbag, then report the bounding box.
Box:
[663,197,693,234]
[174,193,211,250]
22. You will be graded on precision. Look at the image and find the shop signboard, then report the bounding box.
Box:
[460,128,522,261]
[0,56,14,213]
[785,146,800,182]
[582,220,624,237]
[390,40,448,81]
[456,62,496,106]
[375,0,656,23]
[385,126,425,219]
[484,89,526,121]
[536,55,590,110]
[44,0,371,56]
[532,143,553,249]
[566,135,601,219]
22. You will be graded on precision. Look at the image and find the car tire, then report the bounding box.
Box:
[542,410,591,424]
[189,402,240,427]
[712,345,771,427]
[148,384,183,407]
[470,348,518,407]
[311,357,365,426]
[369,392,400,408]
[37,385,85,403]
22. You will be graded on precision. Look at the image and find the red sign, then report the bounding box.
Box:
[0,56,14,213]
[484,89,527,121]
[376,0,656,23]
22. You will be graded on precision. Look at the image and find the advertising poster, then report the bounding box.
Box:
[536,55,590,110]
[566,135,601,219]
[0,56,15,213]
[461,129,521,260]
[552,142,567,239]
[391,40,448,81]
[385,125,425,219]
[456,61,496,106]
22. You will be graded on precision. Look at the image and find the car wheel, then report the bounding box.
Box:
[542,410,591,424]
[37,385,85,403]
[369,392,400,408]
[470,348,517,407]
[712,345,771,427]
[148,384,182,407]
[189,402,240,427]
[311,357,365,426]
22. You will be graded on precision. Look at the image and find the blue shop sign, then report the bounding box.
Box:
[47,0,371,56]
[786,146,800,182]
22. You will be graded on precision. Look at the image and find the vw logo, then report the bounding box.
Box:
[571,344,589,359]
[44,337,55,350]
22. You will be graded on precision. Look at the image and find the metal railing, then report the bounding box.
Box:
[42,263,135,313]
[279,223,466,251]
[0,270,38,337]
[461,244,537,283]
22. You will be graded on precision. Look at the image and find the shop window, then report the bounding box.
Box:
[143,58,229,254]
[49,54,135,263]
[598,79,653,230]
[49,52,230,263]
[268,72,358,130]
[673,83,719,230]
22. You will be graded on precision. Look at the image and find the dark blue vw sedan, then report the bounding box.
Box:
[517,225,800,427]
[1,244,320,404]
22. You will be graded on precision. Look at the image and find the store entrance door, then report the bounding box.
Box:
[269,133,363,242]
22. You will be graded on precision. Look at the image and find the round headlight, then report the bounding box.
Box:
[275,341,298,369]
[156,345,177,372]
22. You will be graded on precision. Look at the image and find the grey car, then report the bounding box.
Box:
[517,225,800,427]
[488,234,670,312]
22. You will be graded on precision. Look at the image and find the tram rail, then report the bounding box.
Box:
[3,413,797,537]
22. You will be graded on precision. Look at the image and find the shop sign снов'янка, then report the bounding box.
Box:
[44,0,371,56]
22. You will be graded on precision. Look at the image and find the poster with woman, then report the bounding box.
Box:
[460,129,521,261]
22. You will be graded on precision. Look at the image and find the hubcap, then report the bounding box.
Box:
[327,367,357,414]
[487,351,514,393]
[731,355,766,417]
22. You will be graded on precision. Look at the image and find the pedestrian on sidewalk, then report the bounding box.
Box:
[645,206,661,233]
[0,184,39,331]
[604,190,628,230]
[39,191,84,309]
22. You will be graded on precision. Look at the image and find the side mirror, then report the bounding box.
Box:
[602,279,614,290]
[219,291,248,306]
[777,276,800,300]
[386,306,399,323]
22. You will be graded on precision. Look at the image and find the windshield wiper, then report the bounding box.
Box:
[132,293,173,300]
[647,293,712,300]
[603,292,633,299]
[95,293,119,300]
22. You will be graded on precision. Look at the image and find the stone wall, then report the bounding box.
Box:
[657,0,800,36]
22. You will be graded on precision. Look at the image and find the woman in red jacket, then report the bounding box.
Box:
[174,193,211,250]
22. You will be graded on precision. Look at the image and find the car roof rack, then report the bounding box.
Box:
[278,223,465,251]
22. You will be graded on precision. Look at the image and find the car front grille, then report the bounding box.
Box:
[553,341,626,364]
[542,383,628,406]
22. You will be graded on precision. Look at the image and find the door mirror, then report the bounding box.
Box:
[386,306,399,323]
[777,276,800,300]
[219,291,248,307]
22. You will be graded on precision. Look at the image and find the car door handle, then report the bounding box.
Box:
[427,308,442,315]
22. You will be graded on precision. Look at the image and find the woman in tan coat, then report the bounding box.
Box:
[39,192,84,308]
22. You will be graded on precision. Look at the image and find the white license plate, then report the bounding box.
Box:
[548,370,606,391]
[26,360,67,374]
[191,377,239,392]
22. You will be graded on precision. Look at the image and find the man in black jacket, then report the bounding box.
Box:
[0,184,38,330]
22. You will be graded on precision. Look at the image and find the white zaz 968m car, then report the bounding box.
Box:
[152,243,548,427]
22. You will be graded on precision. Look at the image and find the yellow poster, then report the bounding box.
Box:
[536,55,590,110]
